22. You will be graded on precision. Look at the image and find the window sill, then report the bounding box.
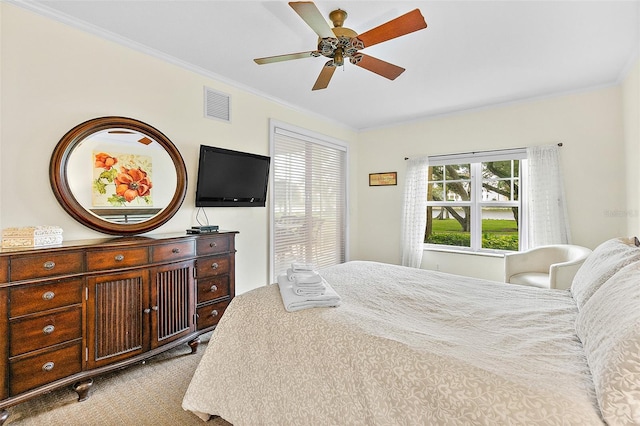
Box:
[423,246,506,258]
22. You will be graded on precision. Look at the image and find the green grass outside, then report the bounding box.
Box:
[427,218,518,250]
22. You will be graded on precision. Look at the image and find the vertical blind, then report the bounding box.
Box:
[271,127,347,280]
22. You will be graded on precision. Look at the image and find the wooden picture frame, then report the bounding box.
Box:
[369,172,397,186]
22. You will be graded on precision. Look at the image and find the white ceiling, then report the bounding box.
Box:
[16,0,640,130]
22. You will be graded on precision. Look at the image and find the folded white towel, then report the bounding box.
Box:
[291,262,315,272]
[277,274,341,312]
[293,287,325,297]
[293,278,327,296]
[286,268,322,284]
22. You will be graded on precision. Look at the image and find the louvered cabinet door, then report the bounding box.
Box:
[149,260,195,350]
[86,271,150,369]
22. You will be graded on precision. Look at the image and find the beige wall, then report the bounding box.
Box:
[623,58,640,234]
[0,4,358,294]
[0,3,3,229]
[356,85,628,280]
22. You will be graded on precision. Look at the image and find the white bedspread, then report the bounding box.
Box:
[182,261,603,425]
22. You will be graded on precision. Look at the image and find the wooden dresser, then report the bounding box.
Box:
[0,231,237,424]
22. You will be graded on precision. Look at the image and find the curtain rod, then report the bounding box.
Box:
[404,142,563,160]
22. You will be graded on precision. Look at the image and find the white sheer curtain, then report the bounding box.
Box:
[526,144,571,248]
[401,157,429,267]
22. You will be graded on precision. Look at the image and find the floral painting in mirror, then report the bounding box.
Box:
[93,151,153,206]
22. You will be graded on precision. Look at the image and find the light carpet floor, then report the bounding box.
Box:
[6,333,231,425]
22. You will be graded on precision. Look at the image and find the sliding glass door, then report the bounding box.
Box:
[270,122,348,280]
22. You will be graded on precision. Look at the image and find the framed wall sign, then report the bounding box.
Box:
[369,172,397,186]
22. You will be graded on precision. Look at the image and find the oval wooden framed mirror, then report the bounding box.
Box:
[50,116,187,235]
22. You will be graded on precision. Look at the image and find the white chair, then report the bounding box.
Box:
[504,244,592,290]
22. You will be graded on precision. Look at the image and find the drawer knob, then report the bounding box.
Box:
[210,284,218,292]
[211,309,219,317]
[114,254,125,262]
[209,242,217,248]
[42,362,55,372]
[43,325,55,335]
[143,308,151,314]
[211,262,219,270]
[43,261,56,270]
[172,248,180,254]
[42,291,55,301]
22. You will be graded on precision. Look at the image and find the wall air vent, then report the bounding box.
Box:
[204,86,231,122]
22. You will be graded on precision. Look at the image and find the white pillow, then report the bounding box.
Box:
[570,237,640,310]
[575,261,640,425]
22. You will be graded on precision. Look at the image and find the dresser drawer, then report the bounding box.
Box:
[10,252,83,281]
[196,255,230,279]
[86,247,148,271]
[9,278,83,318]
[10,307,82,356]
[197,275,230,304]
[10,342,82,395]
[196,299,230,330]
[196,235,230,256]
[151,240,195,263]
[0,257,8,283]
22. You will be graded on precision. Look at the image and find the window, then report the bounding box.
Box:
[426,149,527,252]
[270,122,348,280]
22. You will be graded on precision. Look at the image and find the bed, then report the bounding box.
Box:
[182,237,640,425]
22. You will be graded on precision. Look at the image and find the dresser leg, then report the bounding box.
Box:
[0,409,8,425]
[73,378,94,402]
[188,337,201,354]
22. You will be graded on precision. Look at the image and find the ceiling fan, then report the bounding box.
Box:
[254,2,427,90]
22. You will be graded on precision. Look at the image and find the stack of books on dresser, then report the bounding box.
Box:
[1,225,63,249]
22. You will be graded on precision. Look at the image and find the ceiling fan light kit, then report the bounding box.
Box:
[254,1,427,91]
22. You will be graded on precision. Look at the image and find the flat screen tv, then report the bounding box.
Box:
[195,145,270,207]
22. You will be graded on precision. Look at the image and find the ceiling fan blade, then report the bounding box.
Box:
[289,2,335,39]
[312,62,336,90]
[254,51,319,65]
[351,54,405,80]
[354,9,427,49]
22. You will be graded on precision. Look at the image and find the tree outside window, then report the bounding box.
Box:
[426,157,523,252]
